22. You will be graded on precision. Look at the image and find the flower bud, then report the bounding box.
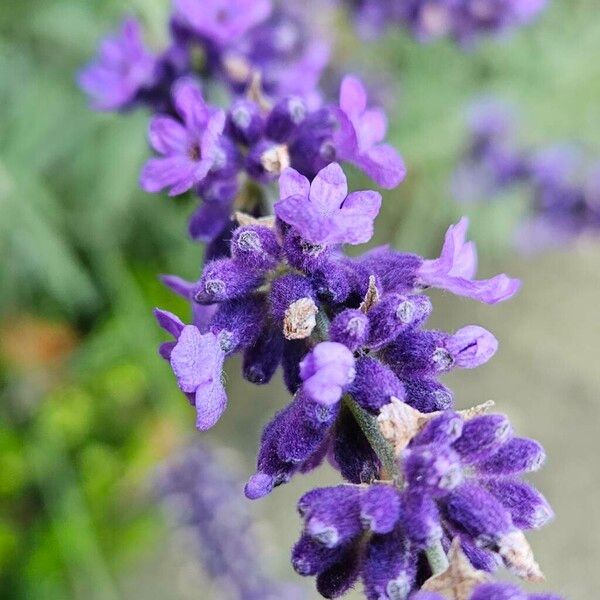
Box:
[445,325,498,369]
[231,224,282,271]
[195,258,264,304]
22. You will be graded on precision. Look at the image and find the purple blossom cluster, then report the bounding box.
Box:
[290,409,552,596]
[79,4,405,251]
[156,442,303,599]
[81,3,563,600]
[453,100,600,251]
[342,0,547,44]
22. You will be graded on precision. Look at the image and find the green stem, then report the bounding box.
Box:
[425,540,449,575]
[343,395,449,576]
[343,395,399,484]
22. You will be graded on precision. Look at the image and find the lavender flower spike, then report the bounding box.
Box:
[275,163,382,245]
[169,324,227,430]
[78,18,158,111]
[418,217,521,304]
[140,77,226,196]
[334,75,406,189]
[300,342,356,406]
[173,0,272,46]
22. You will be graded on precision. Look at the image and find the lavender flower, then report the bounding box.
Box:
[156,442,303,600]
[334,76,406,188]
[155,310,227,430]
[173,0,272,46]
[343,0,547,45]
[78,18,158,111]
[275,163,383,245]
[83,10,562,599]
[454,101,600,251]
[140,78,227,196]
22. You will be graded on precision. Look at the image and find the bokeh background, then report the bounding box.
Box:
[1,0,599,598]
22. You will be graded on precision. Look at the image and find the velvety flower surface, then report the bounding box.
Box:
[275,163,382,245]
[140,78,227,196]
[154,309,227,430]
[334,76,406,188]
[78,18,158,111]
[411,583,562,600]
[399,410,552,574]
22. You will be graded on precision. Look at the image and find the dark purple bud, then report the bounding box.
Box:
[266,96,307,142]
[269,273,316,322]
[443,483,514,546]
[412,411,463,447]
[292,534,346,576]
[209,296,265,353]
[383,330,450,378]
[399,492,442,549]
[445,325,498,369]
[311,257,369,305]
[329,309,370,352]
[231,225,282,272]
[403,445,463,496]
[299,485,362,548]
[360,484,402,534]
[282,338,311,394]
[484,480,554,530]
[349,356,405,413]
[333,404,380,484]
[470,583,527,600]
[446,528,502,572]
[227,99,265,145]
[359,247,421,295]
[282,228,332,273]
[452,414,513,464]
[362,530,417,600]
[478,437,546,475]
[245,402,299,500]
[403,378,454,413]
[242,326,284,384]
[277,395,334,464]
[367,293,432,349]
[316,545,361,599]
[195,258,264,304]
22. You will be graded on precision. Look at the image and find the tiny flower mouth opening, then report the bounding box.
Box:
[188,143,201,161]
[215,8,230,24]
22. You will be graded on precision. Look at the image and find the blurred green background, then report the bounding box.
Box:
[1,0,599,598]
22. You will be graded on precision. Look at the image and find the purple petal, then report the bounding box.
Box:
[353,144,406,189]
[279,167,310,200]
[148,116,190,155]
[159,341,176,360]
[339,75,367,116]
[188,198,234,242]
[194,377,227,430]
[356,108,388,150]
[170,326,224,394]
[309,162,348,213]
[153,308,185,338]
[445,325,498,368]
[172,77,210,134]
[139,156,198,195]
[160,274,195,300]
